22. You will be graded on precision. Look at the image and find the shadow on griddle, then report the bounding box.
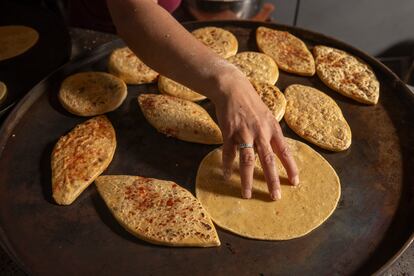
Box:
[39,142,55,204]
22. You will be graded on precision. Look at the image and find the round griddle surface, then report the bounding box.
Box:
[0,21,413,275]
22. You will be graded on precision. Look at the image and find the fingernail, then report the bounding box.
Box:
[292,175,300,186]
[271,189,281,201]
[223,169,231,180]
[242,189,252,199]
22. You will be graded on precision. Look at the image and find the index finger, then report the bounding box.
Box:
[271,125,299,186]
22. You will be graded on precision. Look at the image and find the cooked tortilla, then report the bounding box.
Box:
[138,94,222,144]
[227,51,279,84]
[256,26,315,76]
[59,72,127,116]
[95,175,220,247]
[284,84,352,151]
[158,76,206,102]
[192,26,238,58]
[108,47,158,84]
[252,82,286,121]
[313,45,379,105]
[0,25,39,61]
[51,116,116,205]
[196,138,341,240]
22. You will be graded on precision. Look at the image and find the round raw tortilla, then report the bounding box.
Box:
[196,138,341,240]
[0,25,39,61]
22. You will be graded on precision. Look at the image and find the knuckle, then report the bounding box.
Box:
[280,146,290,159]
[223,149,235,160]
[223,132,234,144]
[262,151,276,165]
[240,151,255,166]
[256,129,269,140]
[223,147,236,162]
[271,178,280,187]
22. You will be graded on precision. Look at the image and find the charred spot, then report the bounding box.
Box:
[141,96,156,110]
[166,198,174,206]
[201,222,212,230]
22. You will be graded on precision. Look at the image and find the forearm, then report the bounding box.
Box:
[107,0,239,102]
[107,0,299,199]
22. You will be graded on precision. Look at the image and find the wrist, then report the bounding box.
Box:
[207,62,245,104]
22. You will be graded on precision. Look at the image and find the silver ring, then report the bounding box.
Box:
[239,143,254,149]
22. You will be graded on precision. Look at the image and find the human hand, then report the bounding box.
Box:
[212,68,299,200]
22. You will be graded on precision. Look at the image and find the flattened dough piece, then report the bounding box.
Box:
[196,138,341,240]
[59,72,127,116]
[0,25,39,61]
[108,47,158,84]
[284,84,351,151]
[95,175,220,247]
[252,82,286,121]
[256,26,315,76]
[51,116,116,205]
[158,76,206,102]
[313,45,379,105]
[227,51,279,84]
[138,94,222,144]
[192,26,238,58]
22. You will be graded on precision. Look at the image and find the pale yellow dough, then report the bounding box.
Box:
[196,138,341,240]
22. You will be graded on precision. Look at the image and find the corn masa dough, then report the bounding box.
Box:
[196,138,341,240]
